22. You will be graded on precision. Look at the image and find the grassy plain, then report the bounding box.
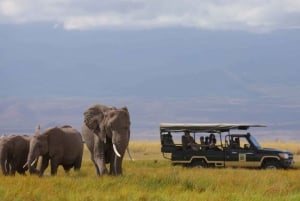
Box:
[0,142,299,201]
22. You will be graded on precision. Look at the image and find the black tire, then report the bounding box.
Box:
[263,160,280,169]
[190,159,207,168]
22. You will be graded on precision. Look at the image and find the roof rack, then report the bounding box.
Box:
[160,123,266,133]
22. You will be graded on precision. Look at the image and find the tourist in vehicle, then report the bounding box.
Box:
[162,132,174,145]
[182,131,199,151]
[231,137,240,149]
[200,136,205,145]
[200,136,208,150]
[209,133,217,149]
[205,136,209,145]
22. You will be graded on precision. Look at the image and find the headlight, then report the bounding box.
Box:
[279,153,289,159]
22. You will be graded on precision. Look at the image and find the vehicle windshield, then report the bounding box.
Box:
[249,135,261,148]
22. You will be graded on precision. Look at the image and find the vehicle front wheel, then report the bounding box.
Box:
[263,160,280,169]
[190,160,207,168]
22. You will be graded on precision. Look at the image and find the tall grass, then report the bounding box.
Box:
[0,142,299,201]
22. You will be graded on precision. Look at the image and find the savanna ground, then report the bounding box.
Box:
[0,142,299,201]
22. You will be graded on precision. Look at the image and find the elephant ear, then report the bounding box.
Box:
[83,105,107,133]
[120,107,131,127]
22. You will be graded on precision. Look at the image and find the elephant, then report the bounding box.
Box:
[82,104,131,176]
[27,125,84,176]
[0,135,30,176]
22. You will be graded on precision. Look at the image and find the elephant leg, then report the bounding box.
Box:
[50,160,59,175]
[17,169,26,175]
[63,165,72,173]
[89,153,100,175]
[6,160,15,176]
[10,165,16,176]
[1,160,8,175]
[93,162,100,176]
[73,156,82,171]
[108,146,115,175]
[6,161,12,175]
[109,159,114,175]
[113,155,123,176]
[93,135,107,175]
[39,157,49,176]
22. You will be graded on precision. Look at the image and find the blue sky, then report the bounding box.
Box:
[1,1,300,141]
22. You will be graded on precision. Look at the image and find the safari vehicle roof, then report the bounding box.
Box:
[160,123,266,133]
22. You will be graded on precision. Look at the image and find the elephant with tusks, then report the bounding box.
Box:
[26,125,84,176]
[82,104,132,176]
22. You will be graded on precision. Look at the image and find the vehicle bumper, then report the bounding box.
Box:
[281,159,294,168]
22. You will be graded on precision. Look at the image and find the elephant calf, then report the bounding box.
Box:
[27,125,83,176]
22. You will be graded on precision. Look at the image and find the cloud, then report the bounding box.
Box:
[0,0,300,31]
[0,1,20,16]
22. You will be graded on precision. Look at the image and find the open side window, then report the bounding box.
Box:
[161,132,177,153]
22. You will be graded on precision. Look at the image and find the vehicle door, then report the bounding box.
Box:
[224,136,258,167]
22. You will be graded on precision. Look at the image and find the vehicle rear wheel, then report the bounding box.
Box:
[263,160,280,169]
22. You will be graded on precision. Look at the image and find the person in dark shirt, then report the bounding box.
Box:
[209,133,217,149]
[182,131,198,151]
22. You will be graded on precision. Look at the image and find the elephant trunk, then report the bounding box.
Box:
[113,149,125,176]
[28,158,39,174]
[27,149,39,174]
[111,133,129,175]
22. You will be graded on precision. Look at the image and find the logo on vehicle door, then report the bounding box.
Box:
[239,154,246,162]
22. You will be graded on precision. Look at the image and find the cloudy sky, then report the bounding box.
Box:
[0,0,300,32]
[1,0,300,31]
[1,0,300,141]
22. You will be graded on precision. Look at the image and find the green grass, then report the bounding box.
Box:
[0,142,299,201]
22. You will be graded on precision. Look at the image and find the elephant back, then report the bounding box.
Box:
[61,126,83,144]
[46,127,82,145]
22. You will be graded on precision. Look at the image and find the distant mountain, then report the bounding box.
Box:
[0,96,299,142]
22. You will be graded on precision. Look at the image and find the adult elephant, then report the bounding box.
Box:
[82,104,131,176]
[27,125,83,176]
[0,135,30,176]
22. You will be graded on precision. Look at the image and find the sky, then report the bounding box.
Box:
[1,0,300,141]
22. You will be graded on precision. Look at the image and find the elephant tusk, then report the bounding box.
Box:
[113,144,121,158]
[31,158,37,167]
[23,162,28,169]
[126,147,134,161]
